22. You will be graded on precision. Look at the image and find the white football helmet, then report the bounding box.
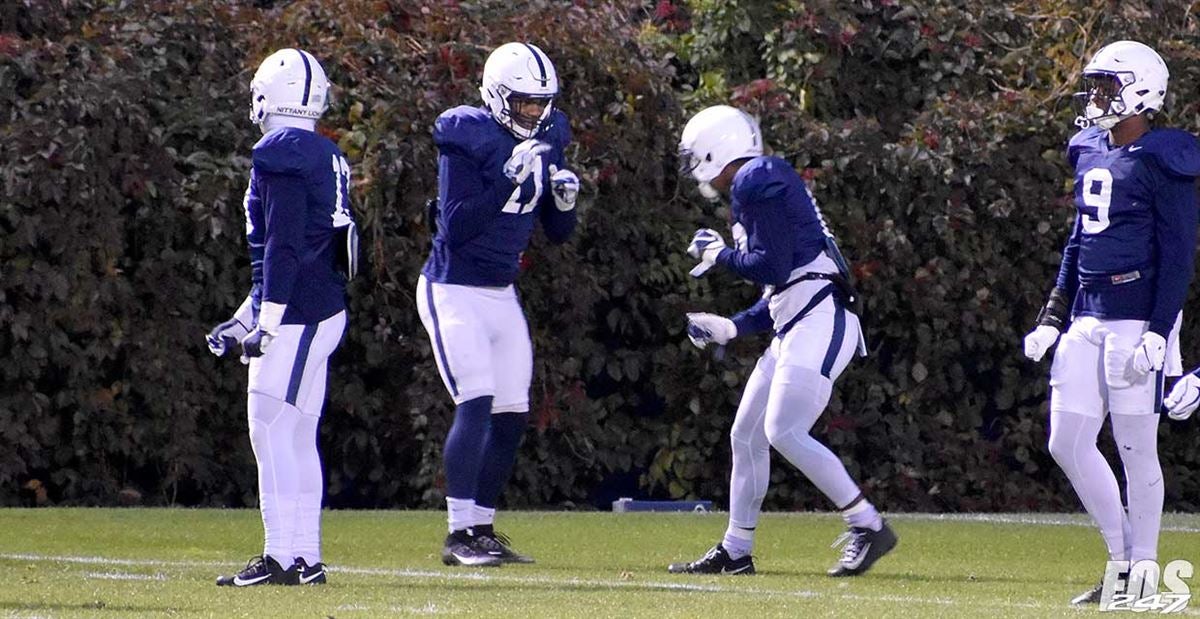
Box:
[250,49,330,128]
[1074,41,1168,130]
[678,105,763,195]
[480,42,558,139]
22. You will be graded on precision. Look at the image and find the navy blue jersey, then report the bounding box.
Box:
[715,156,836,286]
[715,156,847,335]
[422,105,576,287]
[1055,126,1200,337]
[245,127,353,325]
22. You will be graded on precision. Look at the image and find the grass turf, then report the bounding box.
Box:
[0,509,1197,618]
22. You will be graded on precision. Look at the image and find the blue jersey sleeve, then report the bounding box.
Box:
[1054,216,1083,300]
[716,168,795,286]
[1147,168,1198,337]
[731,297,773,336]
[434,107,515,248]
[538,111,576,244]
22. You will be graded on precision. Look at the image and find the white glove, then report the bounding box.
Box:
[240,301,285,364]
[687,228,727,277]
[1132,331,1167,375]
[503,139,551,185]
[1023,325,1060,362]
[206,295,254,357]
[686,312,737,349]
[548,165,579,212]
[1165,373,1200,420]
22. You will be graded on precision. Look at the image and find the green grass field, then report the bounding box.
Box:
[1,509,1197,618]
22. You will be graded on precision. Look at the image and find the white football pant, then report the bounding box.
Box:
[1048,315,1175,562]
[415,274,532,413]
[247,310,345,566]
[728,291,864,531]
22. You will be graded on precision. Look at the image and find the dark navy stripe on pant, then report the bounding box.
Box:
[1155,370,1164,410]
[425,279,460,397]
[286,324,319,405]
[820,305,846,378]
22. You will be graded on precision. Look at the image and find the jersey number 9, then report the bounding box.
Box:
[1081,167,1113,234]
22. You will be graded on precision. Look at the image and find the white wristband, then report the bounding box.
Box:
[257,301,287,334]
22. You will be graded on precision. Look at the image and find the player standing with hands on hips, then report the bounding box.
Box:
[416,42,579,567]
[206,49,358,587]
[1022,41,1200,606]
[670,105,896,577]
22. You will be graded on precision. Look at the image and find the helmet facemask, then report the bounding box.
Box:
[1073,72,1135,129]
[501,89,555,137]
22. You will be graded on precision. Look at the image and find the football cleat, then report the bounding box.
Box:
[216,555,297,587]
[1071,582,1104,605]
[471,525,535,564]
[294,557,327,585]
[441,530,503,567]
[827,519,898,577]
[667,544,755,575]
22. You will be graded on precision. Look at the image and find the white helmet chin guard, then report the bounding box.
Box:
[1074,40,1168,130]
[480,42,558,139]
[250,49,330,129]
[678,105,763,186]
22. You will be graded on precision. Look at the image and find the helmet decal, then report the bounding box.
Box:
[298,49,312,107]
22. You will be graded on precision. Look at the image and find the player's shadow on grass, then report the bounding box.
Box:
[0,601,181,614]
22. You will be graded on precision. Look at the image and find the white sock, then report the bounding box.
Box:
[447,497,476,533]
[292,413,323,565]
[1048,409,1127,560]
[840,496,883,531]
[473,505,496,528]
[248,391,299,567]
[722,525,755,559]
[1112,413,1163,562]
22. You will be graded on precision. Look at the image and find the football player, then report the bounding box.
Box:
[669,105,897,577]
[415,42,579,566]
[207,48,357,587]
[1023,40,1200,605]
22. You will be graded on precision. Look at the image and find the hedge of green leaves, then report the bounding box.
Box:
[2,0,1198,511]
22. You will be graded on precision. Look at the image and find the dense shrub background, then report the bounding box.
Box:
[2,0,1198,512]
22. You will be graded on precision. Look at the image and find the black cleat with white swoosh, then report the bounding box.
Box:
[667,544,755,575]
[442,529,503,567]
[827,519,898,577]
[294,557,327,585]
[471,525,535,564]
[1071,581,1104,605]
[216,555,298,587]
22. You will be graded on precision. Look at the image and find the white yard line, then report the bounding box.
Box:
[6,551,1192,615]
[83,571,166,581]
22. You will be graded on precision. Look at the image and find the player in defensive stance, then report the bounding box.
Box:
[669,105,896,577]
[416,42,579,567]
[1022,41,1200,605]
[207,48,357,586]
